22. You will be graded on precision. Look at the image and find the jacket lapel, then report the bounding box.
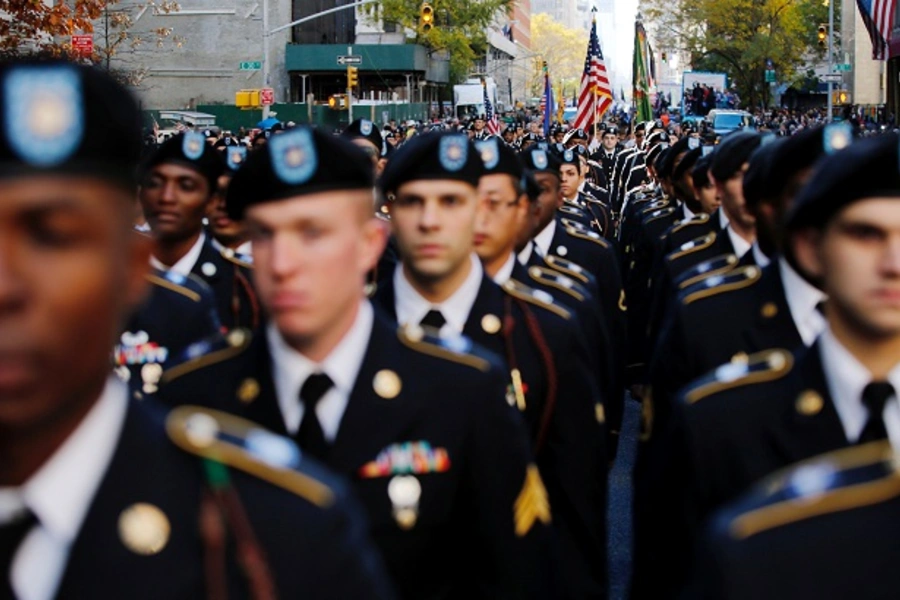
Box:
[327,313,424,476]
[765,343,850,464]
[55,401,206,598]
[742,262,804,353]
[240,333,287,436]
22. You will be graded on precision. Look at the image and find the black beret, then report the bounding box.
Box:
[658,137,691,179]
[378,131,482,195]
[710,131,761,181]
[0,59,142,190]
[646,143,669,168]
[520,146,562,175]
[645,130,668,147]
[475,137,523,180]
[787,132,900,230]
[342,118,384,155]
[559,146,581,166]
[602,125,618,136]
[691,152,714,188]
[764,123,854,201]
[142,132,225,192]
[673,147,702,182]
[564,128,589,144]
[523,171,542,202]
[742,137,783,208]
[226,125,373,219]
[634,121,648,134]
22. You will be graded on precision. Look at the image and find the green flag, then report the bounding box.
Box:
[633,20,653,123]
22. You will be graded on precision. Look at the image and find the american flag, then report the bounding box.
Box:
[857,0,897,59]
[483,81,501,135]
[573,14,613,132]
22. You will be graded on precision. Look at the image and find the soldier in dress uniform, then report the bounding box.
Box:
[696,132,900,599]
[155,126,556,600]
[342,118,386,175]
[209,144,252,257]
[372,132,608,599]
[139,133,259,331]
[115,266,222,400]
[0,58,392,600]
[590,125,620,188]
[634,131,890,600]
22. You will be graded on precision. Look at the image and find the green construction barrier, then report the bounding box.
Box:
[144,103,431,133]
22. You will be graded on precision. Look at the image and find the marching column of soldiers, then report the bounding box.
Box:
[1,57,900,600]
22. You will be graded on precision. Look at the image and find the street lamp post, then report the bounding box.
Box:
[827,0,834,122]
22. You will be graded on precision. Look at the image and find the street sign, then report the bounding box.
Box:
[260,87,275,106]
[834,63,852,72]
[821,73,842,83]
[764,70,776,83]
[239,61,262,71]
[337,55,362,65]
[71,35,93,57]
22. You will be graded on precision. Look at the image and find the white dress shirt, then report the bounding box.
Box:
[211,237,253,257]
[533,220,558,259]
[718,208,730,230]
[517,240,537,265]
[819,327,900,446]
[0,378,129,600]
[780,257,827,347]
[726,226,752,259]
[751,242,771,268]
[394,254,483,336]
[681,203,696,221]
[149,231,206,276]
[268,300,373,439]
[491,253,517,285]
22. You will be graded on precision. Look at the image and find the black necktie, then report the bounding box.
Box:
[1,510,36,600]
[419,309,446,331]
[815,300,827,316]
[296,373,333,460]
[859,381,895,444]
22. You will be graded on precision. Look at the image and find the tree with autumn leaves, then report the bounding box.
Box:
[0,0,183,86]
[640,0,834,108]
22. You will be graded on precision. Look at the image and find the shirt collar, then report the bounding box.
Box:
[268,300,373,432]
[491,252,517,285]
[517,240,535,265]
[150,231,206,276]
[718,208,730,230]
[533,219,557,258]
[0,379,128,540]
[682,203,696,221]
[751,242,772,268]
[393,254,482,335]
[779,257,827,346]
[819,327,900,443]
[727,225,752,258]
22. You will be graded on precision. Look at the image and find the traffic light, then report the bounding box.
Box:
[832,89,850,105]
[235,89,260,108]
[347,66,358,89]
[661,51,667,62]
[328,94,348,110]
[419,2,434,33]
[818,24,827,47]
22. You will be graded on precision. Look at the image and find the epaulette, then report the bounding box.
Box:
[220,247,254,268]
[725,441,899,541]
[641,206,676,224]
[559,217,589,232]
[146,272,202,303]
[675,253,739,289]
[527,265,589,302]
[397,325,492,372]
[161,329,252,384]
[679,264,762,305]
[682,348,793,405]
[641,199,670,214]
[563,226,611,249]
[502,278,572,320]
[544,254,593,285]
[666,231,718,262]
[166,406,335,507]
[664,212,711,238]
[558,205,587,218]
